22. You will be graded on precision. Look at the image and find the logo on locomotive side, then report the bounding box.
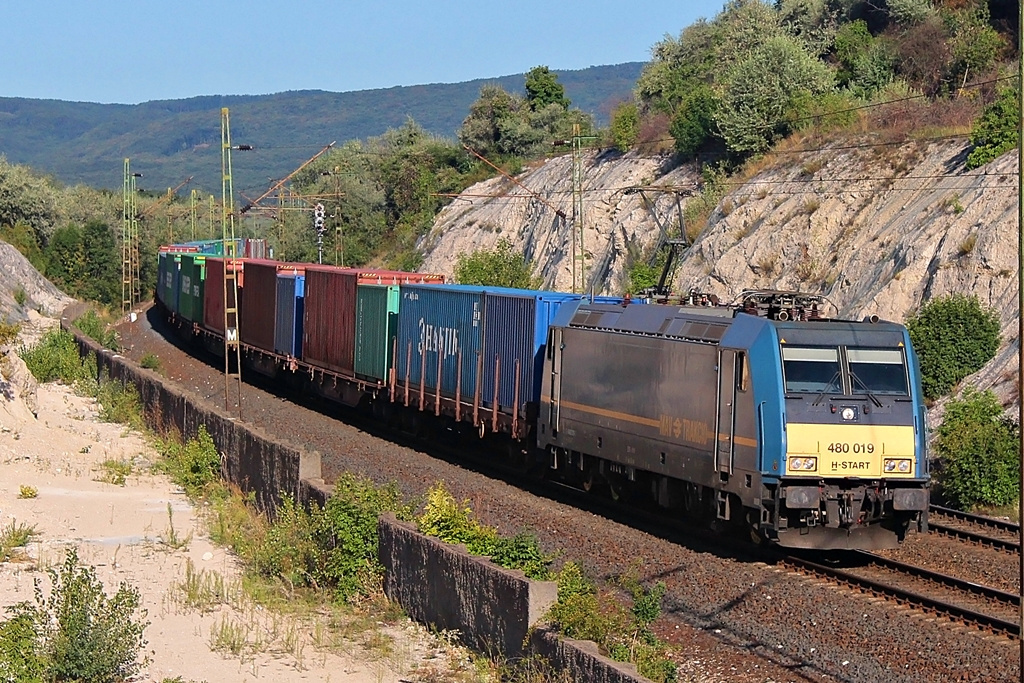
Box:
[418,318,460,360]
[659,415,713,445]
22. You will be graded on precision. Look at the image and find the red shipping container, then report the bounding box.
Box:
[203,258,245,335]
[302,265,445,375]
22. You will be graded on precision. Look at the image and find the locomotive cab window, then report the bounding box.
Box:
[848,348,908,395]
[782,347,841,394]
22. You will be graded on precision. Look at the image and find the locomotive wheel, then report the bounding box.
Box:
[608,473,634,503]
[580,458,602,493]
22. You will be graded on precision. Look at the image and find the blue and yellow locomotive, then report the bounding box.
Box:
[538,291,929,550]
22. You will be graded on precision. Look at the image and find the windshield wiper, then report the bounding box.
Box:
[811,370,842,406]
[850,371,884,408]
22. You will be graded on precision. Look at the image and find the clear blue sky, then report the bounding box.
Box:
[3,1,725,104]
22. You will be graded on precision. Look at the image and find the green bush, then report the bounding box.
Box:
[905,294,1001,401]
[967,86,1019,170]
[140,352,161,371]
[249,474,413,600]
[934,388,1019,510]
[0,321,20,347]
[416,482,552,578]
[19,328,91,385]
[158,426,221,497]
[74,310,119,351]
[0,548,148,683]
[0,609,43,683]
[96,381,145,432]
[454,238,542,289]
[546,562,677,682]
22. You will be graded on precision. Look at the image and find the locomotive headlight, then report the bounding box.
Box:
[790,457,817,471]
[884,458,912,473]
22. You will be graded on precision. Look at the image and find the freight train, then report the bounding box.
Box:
[155,243,930,550]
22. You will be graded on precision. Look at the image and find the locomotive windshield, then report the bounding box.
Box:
[781,347,841,393]
[848,348,909,395]
[781,345,909,396]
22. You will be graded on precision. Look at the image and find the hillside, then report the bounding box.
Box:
[0,63,642,196]
[419,136,1018,417]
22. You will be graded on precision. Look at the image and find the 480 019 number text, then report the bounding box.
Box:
[827,442,875,454]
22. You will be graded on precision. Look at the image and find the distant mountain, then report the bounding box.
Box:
[0,63,643,198]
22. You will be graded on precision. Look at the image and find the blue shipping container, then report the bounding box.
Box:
[395,284,485,402]
[274,274,305,358]
[480,289,587,413]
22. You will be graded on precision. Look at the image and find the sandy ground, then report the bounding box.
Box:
[0,320,470,683]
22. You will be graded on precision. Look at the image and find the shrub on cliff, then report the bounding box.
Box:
[934,388,1018,510]
[905,293,1000,401]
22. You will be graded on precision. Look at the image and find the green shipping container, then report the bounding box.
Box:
[178,254,206,323]
[354,284,400,383]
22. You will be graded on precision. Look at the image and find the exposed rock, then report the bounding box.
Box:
[419,138,1019,420]
[0,241,74,321]
[421,152,700,293]
[0,349,38,422]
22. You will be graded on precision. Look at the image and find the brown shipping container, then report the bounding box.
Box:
[239,260,280,352]
[202,258,245,335]
[302,266,358,374]
[303,266,445,375]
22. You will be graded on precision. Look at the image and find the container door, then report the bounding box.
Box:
[715,349,737,475]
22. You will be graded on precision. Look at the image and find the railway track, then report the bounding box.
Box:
[781,549,1020,637]
[928,504,1020,553]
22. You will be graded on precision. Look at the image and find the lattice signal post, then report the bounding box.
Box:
[121,160,142,314]
[221,108,243,418]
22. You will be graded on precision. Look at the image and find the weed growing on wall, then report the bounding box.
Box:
[547,561,678,683]
[416,482,552,579]
[156,426,221,498]
[73,309,120,351]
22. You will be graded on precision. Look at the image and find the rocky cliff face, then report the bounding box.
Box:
[418,138,1019,415]
[420,152,701,293]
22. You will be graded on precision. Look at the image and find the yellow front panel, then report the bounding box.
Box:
[786,423,916,477]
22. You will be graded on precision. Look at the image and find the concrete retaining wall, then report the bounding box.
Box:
[379,513,557,657]
[61,310,650,682]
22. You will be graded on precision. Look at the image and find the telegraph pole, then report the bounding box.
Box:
[571,123,597,293]
[1017,0,1023,671]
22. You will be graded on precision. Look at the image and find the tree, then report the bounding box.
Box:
[454,238,542,289]
[0,158,60,239]
[458,85,522,157]
[905,293,1001,401]
[610,102,640,152]
[669,85,719,159]
[80,220,120,305]
[716,34,835,154]
[44,224,86,293]
[524,66,569,111]
[934,388,1019,510]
